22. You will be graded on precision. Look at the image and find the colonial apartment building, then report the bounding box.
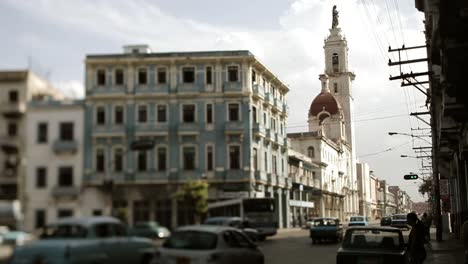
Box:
[82,47,290,228]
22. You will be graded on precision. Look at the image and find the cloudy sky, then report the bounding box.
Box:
[0,0,431,202]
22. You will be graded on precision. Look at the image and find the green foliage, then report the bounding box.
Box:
[175,180,209,215]
[418,177,433,196]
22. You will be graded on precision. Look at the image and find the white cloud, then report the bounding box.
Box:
[53,80,85,99]
[4,0,428,201]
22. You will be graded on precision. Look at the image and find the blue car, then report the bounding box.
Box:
[348,216,369,227]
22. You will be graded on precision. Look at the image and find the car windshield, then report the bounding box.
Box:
[343,229,402,249]
[41,224,87,239]
[350,217,364,222]
[392,214,407,220]
[163,230,217,250]
[243,199,275,213]
[204,219,226,225]
[313,219,337,226]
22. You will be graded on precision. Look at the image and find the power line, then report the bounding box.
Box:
[286,113,408,129]
[358,141,411,158]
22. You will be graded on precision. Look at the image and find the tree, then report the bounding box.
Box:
[174,180,209,224]
[418,177,433,196]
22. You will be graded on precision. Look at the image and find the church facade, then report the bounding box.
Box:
[288,20,359,221]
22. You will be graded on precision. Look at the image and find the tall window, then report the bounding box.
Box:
[97,69,106,86]
[228,103,240,121]
[138,68,148,85]
[157,105,167,122]
[206,104,213,124]
[253,148,258,171]
[229,145,240,169]
[182,105,195,123]
[206,66,212,84]
[57,209,73,218]
[138,105,148,123]
[207,146,214,171]
[228,66,239,82]
[35,209,46,229]
[251,70,256,84]
[114,106,124,124]
[252,107,257,123]
[157,148,167,171]
[182,67,195,83]
[183,146,196,170]
[308,146,315,158]
[58,167,73,187]
[114,148,123,172]
[59,122,74,141]
[264,151,268,172]
[96,106,106,125]
[332,53,339,72]
[115,69,124,85]
[37,122,48,143]
[157,68,167,84]
[9,91,18,102]
[263,113,267,125]
[36,167,47,188]
[96,149,105,173]
[272,155,277,175]
[137,151,147,172]
[334,83,338,93]
[7,122,17,137]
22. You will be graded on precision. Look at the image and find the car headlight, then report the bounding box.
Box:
[158,232,165,238]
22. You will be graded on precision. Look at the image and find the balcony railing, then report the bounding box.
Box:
[272,98,281,112]
[177,83,201,93]
[252,84,265,99]
[1,102,26,118]
[51,186,80,199]
[224,122,244,134]
[252,123,266,137]
[52,140,78,154]
[177,123,201,133]
[223,82,242,93]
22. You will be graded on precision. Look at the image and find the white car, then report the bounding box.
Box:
[152,225,264,264]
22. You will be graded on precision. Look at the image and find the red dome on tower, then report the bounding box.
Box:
[308,92,341,116]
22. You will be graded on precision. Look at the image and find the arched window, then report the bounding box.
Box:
[332,53,339,72]
[308,146,315,159]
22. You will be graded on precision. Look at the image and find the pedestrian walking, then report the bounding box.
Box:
[407,212,427,264]
[421,213,431,242]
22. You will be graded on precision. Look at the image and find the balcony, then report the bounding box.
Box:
[252,123,266,138]
[252,84,265,100]
[53,140,78,154]
[275,133,284,146]
[177,83,200,94]
[281,103,289,116]
[263,93,273,106]
[0,136,20,154]
[254,171,267,182]
[223,82,242,93]
[272,98,281,112]
[226,170,246,180]
[1,102,26,118]
[51,186,80,199]
[177,123,201,134]
[225,122,244,134]
[265,129,273,141]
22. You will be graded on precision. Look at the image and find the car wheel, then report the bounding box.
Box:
[141,254,153,264]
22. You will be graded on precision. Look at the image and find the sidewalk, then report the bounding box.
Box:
[426,229,465,264]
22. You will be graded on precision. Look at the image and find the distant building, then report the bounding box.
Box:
[82,47,290,228]
[413,201,429,215]
[0,70,62,228]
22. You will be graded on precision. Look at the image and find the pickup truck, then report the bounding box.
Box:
[10,216,155,264]
[309,217,344,244]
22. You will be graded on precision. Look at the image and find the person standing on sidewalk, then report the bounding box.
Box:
[407,212,427,264]
[421,213,431,242]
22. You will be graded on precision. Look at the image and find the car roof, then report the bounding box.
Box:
[205,217,242,222]
[48,216,122,227]
[347,226,401,232]
[176,225,238,234]
[350,215,366,218]
[312,217,339,220]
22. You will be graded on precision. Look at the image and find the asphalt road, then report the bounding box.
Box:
[260,228,411,264]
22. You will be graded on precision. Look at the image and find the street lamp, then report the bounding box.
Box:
[400,155,432,160]
[388,132,432,145]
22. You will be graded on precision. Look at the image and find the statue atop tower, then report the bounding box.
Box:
[332,5,339,29]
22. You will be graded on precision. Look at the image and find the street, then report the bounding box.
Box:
[261,228,412,264]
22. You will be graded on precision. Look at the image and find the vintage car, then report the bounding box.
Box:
[380,215,393,226]
[129,221,171,240]
[309,218,343,244]
[152,225,264,264]
[336,226,407,264]
[391,214,410,230]
[348,216,369,227]
[10,216,155,264]
[204,216,259,242]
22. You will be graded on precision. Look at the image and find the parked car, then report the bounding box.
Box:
[309,218,343,244]
[336,226,407,264]
[348,216,369,227]
[204,216,259,242]
[1,231,34,246]
[380,215,392,226]
[152,225,264,264]
[129,221,171,240]
[391,214,410,230]
[10,216,155,264]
